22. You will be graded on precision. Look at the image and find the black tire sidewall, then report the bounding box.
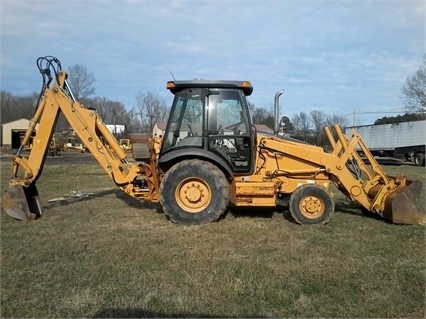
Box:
[289,184,334,225]
[160,160,229,225]
[414,153,425,166]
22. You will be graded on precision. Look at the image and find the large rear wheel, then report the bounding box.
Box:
[160,159,229,225]
[289,184,334,225]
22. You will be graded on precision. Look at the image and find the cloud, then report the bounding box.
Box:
[1,0,424,124]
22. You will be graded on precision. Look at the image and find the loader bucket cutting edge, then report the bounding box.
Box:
[2,185,38,221]
[382,180,425,225]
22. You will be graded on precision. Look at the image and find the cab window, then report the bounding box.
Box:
[162,88,203,151]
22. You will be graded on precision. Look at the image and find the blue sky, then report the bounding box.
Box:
[1,0,424,125]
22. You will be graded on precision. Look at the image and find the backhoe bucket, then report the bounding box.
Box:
[2,184,41,221]
[382,180,425,225]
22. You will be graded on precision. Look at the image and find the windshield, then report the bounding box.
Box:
[162,88,204,151]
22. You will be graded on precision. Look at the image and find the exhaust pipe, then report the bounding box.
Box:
[274,90,284,135]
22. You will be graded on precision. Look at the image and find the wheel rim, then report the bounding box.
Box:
[175,177,211,213]
[299,195,324,219]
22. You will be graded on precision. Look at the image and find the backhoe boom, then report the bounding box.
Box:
[3,57,159,220]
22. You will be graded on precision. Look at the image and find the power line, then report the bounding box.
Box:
[342,110,404,117]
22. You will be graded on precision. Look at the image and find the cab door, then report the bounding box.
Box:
[206,88,253,173]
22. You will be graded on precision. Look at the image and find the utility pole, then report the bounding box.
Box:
[353,109,356,126]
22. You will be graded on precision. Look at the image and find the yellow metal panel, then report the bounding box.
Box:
[231,180,276,206]
[234,181,275,195]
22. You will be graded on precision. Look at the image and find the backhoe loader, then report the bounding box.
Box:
[2,56,424,225]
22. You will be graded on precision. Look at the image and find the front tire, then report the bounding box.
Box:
[289,184,334,225]
[160,159,229,225]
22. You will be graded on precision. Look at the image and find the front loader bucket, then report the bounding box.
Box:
[382,180,425,225]
[2,184,41,221]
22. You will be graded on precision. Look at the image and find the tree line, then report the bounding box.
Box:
[2,55,424,148]
[0,90,170,136]
[1,64,171,136]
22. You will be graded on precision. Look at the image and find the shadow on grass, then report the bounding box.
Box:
[43,188,163,214]
[229,206,274,219]
[114,188,163,214]
[227,206,295,223]
[41,187,389,225]
[334,200,386,223]
[228,200,388,225]
[91,308,223,318]
[43,188,119,210]
[228,201,385,224]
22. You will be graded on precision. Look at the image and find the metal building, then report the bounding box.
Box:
[1,118,34,151]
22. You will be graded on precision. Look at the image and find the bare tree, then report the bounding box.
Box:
[326,114,349,129]
[67,64,96,100]
[135,92,169,134]
[83,97,131,136]
[0,91,39,124]
[292,112,311,142]
[127,108,143,133]
[86,97,128,124]
[251,106,274,128]
[51,64,96,133]
[310,110,326,145]
[401,55,426,114]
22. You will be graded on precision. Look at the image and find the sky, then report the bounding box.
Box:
[0,0,424,125]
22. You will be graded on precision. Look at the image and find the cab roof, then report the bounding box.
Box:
[166,80,253,96]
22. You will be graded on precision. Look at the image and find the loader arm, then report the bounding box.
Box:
[3,57,160,221]
[258,125,423,224]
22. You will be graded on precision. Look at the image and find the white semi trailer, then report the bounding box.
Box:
[346,120,425,166]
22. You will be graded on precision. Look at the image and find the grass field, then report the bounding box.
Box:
[1,158,425,318]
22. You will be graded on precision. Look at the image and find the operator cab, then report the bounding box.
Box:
[160,80,255,174]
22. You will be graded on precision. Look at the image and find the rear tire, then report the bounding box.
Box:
[413,153,425,166]
[289,184,334,225]
[160,159,229,225]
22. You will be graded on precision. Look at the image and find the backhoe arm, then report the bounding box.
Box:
[3,57,160,221]
[10,70,141,184]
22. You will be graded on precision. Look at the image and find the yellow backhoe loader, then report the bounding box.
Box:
[2,56,424,225]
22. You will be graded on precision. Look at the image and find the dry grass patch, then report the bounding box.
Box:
[1,161,425,318]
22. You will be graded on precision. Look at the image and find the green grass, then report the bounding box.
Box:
[1,160,425,318]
